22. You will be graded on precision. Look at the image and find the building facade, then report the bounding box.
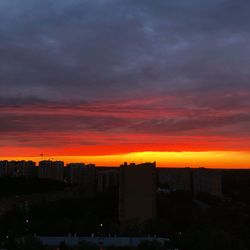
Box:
[0,160,36,177]
[192,168,222,197]
[67,163,96,197]
[119,162,157,223]
[97,168,119,192]
[38,161,64,181]
[157,167,222,197]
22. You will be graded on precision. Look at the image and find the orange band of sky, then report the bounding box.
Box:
[1,151,249,169]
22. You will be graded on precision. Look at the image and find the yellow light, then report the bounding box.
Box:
[1,151,249,168]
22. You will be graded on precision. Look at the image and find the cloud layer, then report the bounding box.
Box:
[0,0,250,158]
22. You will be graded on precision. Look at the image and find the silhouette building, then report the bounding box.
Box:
[119,162,157,223]
[192,168,222,197]
[158,167,222,197]
[158,168,192,191]
[0,160,36,177]
[67,163,96,197]
[38,161,64,181]
[97,168,119,192]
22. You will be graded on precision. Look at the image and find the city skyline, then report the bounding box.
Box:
[0,154,249,169]
[1,0,250,168]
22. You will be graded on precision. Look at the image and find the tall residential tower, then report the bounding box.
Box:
[119,162,156,223]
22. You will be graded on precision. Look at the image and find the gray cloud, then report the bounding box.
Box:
[0,0,250,102]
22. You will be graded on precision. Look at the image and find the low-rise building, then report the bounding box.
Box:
[37,235,169,248]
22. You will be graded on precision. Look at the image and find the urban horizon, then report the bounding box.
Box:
[0,156,249,169]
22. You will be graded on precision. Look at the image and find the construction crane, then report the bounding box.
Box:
[40,153,44,161]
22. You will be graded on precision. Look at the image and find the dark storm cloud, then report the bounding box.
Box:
[0,0,250,102]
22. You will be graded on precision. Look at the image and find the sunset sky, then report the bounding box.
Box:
[0,0,250,168]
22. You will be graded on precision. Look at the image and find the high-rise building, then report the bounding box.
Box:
[0,160,36,177]
[97,168,119,192]
[67,163,95,184]
[38,161,64,181]
[158,168,192,191]
[119,162,157,223]
[0,161,8,176]
[67,163,96,197]
[192,168,222,197]
[157,167,222,197]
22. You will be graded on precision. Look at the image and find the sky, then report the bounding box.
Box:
[0,0,250,168]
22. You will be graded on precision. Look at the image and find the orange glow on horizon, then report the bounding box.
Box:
[1,151,249,169]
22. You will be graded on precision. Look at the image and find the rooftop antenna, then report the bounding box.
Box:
[40,153,44,161]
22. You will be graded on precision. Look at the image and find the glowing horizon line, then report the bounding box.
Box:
[0,150,249,169]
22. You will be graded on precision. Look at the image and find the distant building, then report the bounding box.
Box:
[0,160,36,177]
[15,160,36,177]
[67,163,95,184]
[37,235,169,248]
[67,163,96,197]
[0,161,8,176]
[157,168,222,197]
[97,168,119,192]
[38,161,64,181]
[158,168,192,191]
[119,162,157,223]
[192,168,222,197]
[5,161,16,176]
